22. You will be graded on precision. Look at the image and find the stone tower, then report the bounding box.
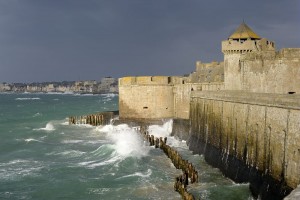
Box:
[222,22,275,90]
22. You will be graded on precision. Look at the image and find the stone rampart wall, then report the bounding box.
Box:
[241,49,300,94]
[173,84,192,119]
[119,84,174,119]
[119,75,224,120]
[189,61,224,83]
[188,91,300,198]
[224,54,242,90]
[173,83,225,119]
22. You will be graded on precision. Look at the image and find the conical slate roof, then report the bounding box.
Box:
[229,22,261,39]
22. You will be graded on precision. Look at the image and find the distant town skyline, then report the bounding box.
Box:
[0,0,299,83]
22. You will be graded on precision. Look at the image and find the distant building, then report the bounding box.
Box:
[0,78,118,94]
[98,77,118,93]
[0,83,11,91]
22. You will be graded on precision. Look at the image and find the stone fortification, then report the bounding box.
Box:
[189,61,224,83]
[118,22,300,199]
[188,91,300,199]
[240,48,300,94]
[119,76,174,119]
[119,76,224,120]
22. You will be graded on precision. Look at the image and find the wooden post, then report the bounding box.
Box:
[150,135,154,146]
[155,138,159,148]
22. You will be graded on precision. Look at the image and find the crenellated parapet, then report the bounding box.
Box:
[119,76,173,86]
[195,60,223,70]
[277,48,300,59]
[222,38,275,54]
[222,39,258,54]
[118,75,193,86]
[191,61,224,83]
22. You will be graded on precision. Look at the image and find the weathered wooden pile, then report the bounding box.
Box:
[139,126,198,200]
[69,112,115,126]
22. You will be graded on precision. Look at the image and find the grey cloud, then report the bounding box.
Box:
[0,0,299,82]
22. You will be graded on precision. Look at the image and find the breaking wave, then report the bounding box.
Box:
[117,169,152,179]
[97,124,150,158]
[46,150,86,158]
[33,122,55,131]
[147,119,173,138]
[15,97,40,101]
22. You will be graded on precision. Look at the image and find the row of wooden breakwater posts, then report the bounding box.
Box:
[68,112,115,126]
[139,126,198,200]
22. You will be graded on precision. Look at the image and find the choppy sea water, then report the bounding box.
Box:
[0,93,253,199]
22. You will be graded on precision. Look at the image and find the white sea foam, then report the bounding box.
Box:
[33,122,55,131]
[74,124,94,128]
[33,112,42,117]
[61,140,84,144]
[97,124,150,158]
[147,120,186,148]
[83,155,122,168]
[117,169,152,179]
[24,138,42,143]
[148,119,173,138]
[101,93,118,98]
[47,150,86,158]
[0,159,43,181]
[77,147,123,169]
[60,121,69,125]
[15,97,40,101]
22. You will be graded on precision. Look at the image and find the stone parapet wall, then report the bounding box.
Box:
[189,61,224,83]
[191,91,300,108]
[119,76,172,86]
[278,48,300,59]
[241,52,300,94]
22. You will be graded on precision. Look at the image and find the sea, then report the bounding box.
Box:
[0,93,253,200]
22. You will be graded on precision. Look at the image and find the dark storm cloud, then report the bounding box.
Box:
[0,0,299,82]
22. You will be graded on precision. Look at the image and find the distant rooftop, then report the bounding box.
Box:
[229,22,261,40]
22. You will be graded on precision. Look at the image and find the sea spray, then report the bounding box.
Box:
[33,122,55,131]
[97,124,150,158]
[148,119,173,138]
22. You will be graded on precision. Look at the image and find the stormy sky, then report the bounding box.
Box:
[0,0,299,83]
